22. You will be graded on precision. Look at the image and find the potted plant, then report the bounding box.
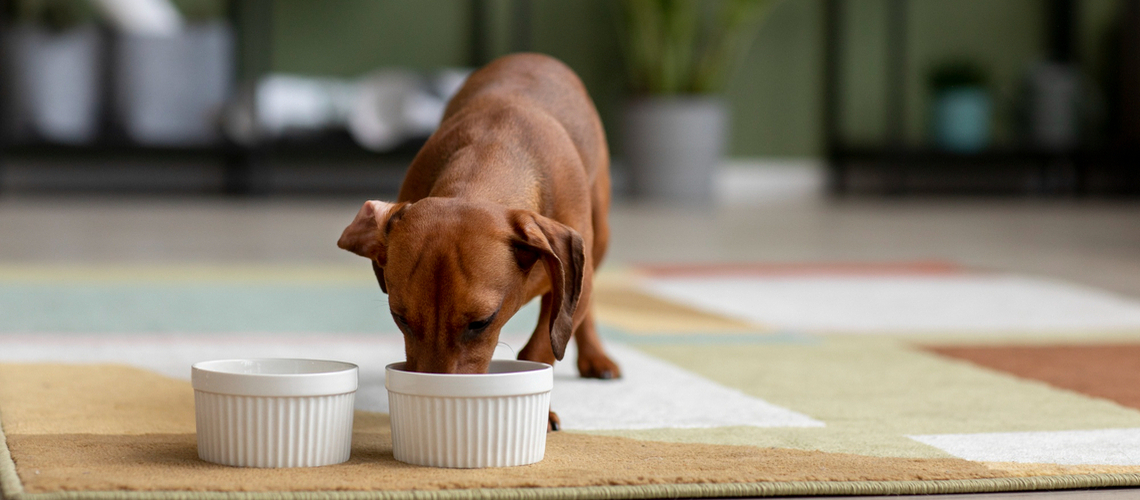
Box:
[928,61,991,153]
[618,0,777,203]
[109,0,233,145]
[3,0,103,144]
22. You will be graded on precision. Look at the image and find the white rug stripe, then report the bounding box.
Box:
[910,428,1140,465]
[641,275,1140,333]
[550,342,823,430]
[0,334,821,431]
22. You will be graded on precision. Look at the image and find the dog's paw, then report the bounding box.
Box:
[577,351,621,380]
[548,410,561,432]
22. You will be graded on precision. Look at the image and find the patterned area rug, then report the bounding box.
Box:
[5,262,1140,499]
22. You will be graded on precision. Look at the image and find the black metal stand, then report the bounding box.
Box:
[0,0,10,195]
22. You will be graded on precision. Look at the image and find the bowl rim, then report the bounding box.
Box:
[192,358,358,397]
[385,359,553,398]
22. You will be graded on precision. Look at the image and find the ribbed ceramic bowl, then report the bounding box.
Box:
[386,360,553,468]
[192,358,358,468]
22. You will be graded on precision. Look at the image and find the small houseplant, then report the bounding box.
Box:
[928,61,991,153]
[4,0,103,143]
[618,0,777,202]
[110,0,233,145]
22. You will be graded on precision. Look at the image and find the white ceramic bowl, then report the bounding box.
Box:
[386,360,553,468]
[192,358,358,468]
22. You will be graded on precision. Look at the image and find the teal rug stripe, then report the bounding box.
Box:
[0,284,540,335]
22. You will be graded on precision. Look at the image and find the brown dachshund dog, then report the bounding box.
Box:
[337,53,620,429]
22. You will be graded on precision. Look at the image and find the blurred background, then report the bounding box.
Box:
[5,4,1140,492]
[2,0,1137,197]
[2,0,1140,298]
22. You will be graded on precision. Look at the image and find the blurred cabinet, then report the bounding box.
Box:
[0,0,497,194]
[823,0,1140,196]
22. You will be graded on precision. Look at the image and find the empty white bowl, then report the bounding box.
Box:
[192,358,358,468]
[386,360,553,468]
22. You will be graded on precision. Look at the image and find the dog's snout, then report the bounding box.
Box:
[403,355,457,374]
[404,354,490,375]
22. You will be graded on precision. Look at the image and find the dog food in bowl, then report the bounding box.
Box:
[192,358,358,468]
[386,360,553,468]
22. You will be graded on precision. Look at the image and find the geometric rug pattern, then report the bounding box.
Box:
[5,262,1140,499]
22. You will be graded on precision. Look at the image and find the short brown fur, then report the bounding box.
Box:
[338,54,620,429]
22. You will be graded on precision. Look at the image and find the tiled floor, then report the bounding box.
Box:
[3,193,1140,500]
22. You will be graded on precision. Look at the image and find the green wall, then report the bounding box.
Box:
[267,0,1124,158]
[270,0,472,74]
[728,0,824,156]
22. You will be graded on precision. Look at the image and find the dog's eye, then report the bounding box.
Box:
[468,317,493,332]
[462,314,496,343]
[391,313,410,331]
[467,311,497,333]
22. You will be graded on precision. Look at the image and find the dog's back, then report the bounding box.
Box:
[442,53,608,184]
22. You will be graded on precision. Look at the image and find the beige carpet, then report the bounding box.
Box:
[1,363,1001,497]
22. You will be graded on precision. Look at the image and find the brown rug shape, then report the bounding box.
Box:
[927,343,1140,410]
[7,431,1001,493]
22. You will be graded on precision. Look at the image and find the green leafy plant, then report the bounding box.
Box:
[929,60,989,91]
[11,0,96,31]
[171,0,227,22]
[10,0,226,30]
[619,0,778,95]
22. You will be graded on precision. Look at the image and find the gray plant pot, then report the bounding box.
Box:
[1025,62,1081,150]
[622,97,726,203]
[112,21,234,145]
[3,24,104,143]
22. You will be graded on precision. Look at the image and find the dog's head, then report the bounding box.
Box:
[338,198,584,374]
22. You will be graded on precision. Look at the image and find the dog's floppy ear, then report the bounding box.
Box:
[511,211,585,361]
[338,200,407,292]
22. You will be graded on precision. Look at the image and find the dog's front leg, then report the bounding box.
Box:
[518,292,558,365]
[574,307,620,379]
[518,292,560,431]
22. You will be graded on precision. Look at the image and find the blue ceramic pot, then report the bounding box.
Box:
[932,87,991,153]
